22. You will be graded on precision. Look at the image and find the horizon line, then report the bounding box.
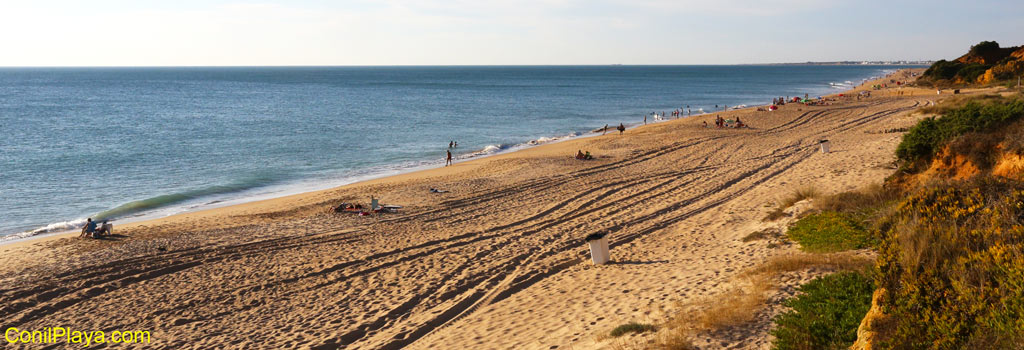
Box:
[0,62,933,68]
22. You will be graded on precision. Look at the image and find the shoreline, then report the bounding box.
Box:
[2,67,907,246]
[0,68,938,350]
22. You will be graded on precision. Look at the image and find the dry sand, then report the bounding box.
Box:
[1,69,945,349]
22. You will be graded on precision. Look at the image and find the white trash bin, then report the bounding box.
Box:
[585,233,610,265]
[819,139,830,154]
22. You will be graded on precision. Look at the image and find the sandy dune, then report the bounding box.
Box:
[0,70,936,349]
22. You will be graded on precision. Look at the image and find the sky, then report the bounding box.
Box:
[0,0,1021,66]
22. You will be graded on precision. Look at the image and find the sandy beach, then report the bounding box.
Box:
[1,69,940,349]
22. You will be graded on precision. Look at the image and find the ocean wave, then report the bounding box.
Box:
[528,132,578,145]
[460,132,580,160]
[0,218,88,242]
[462,144,509,158]
[93,175,281,220]
[11,173,284,240]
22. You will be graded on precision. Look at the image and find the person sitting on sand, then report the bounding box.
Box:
[617,123,625,135]
[584,151,592,160]
[80,218,97,238]
[95,220,111,236]
[576,150,585,160]
[735,117,744,128]
[703,121,708,128]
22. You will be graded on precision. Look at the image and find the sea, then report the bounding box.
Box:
[0,65,922,240]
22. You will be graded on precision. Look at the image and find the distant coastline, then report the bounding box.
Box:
[758,61,933,66]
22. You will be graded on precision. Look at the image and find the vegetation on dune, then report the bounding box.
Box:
[770,271,875,350]
[781,184,895,253]
[654,75,1024,350]
[772,92,1024,349]
[763,186,821,222]
[656,253,872,350]
[609,322,657,337]
[923,59,967,82]
[895,96,1024,168]
[812,184,897,215]
[919,41,1024,87]
[785,211,874,253]
[874,93,1024,348]
[875,179,1024,349]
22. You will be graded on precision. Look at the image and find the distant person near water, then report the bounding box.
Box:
[602,124,609,135]
[446,150,452,166]
[449,141,453,148]
[617,123,625,135]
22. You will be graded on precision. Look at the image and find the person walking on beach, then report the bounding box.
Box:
[644,114,647,125]
[617,123,625,135]
[603,124,609,135]
[446,150,452,166]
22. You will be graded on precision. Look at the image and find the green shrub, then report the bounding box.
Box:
[895,97,1024,166]
[771,271,875,350]
[968,41,1001,56]
[954,63,991,83]
[786,211,874,253]
[609,322,657,337]
[876,179,1024,349]
[923,59,964,81]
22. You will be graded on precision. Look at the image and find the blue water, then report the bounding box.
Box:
[0,65,920,239]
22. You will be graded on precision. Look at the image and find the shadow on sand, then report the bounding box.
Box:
[610,259,669,265]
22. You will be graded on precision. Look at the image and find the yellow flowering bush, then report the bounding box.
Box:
[876,178,1024,349]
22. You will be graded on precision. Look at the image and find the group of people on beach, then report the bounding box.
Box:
[80,218,112,238]
[575,150,593,160]
[706,115,744,129]
[644,107,694,125]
